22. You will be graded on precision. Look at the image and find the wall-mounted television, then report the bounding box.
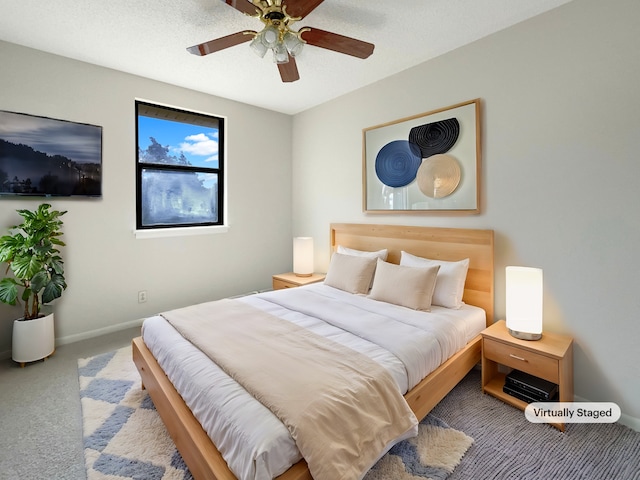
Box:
[0,110,102,197]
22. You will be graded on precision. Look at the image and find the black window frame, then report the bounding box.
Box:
[135,100,225,230]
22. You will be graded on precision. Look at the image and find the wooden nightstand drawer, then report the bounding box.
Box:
[273,278,295,290]
[483,338,558,383]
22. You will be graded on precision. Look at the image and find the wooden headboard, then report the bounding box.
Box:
[330,223,494,324]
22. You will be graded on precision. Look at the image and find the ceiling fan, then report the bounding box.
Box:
[187,0,375,83]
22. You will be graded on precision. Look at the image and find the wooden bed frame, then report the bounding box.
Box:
[132,223,494,480]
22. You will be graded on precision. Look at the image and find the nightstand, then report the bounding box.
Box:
[481,320,573,431]
[272,272,325,290]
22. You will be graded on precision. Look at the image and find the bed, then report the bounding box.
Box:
[132,223,494,480]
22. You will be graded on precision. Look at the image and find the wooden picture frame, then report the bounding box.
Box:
[363,99,481,214]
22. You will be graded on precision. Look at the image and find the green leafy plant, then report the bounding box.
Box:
[0,204,67,320]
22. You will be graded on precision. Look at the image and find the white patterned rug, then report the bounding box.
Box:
[78,346,473,480]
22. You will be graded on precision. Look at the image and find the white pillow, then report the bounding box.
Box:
[324,253,377,294]
[400,251,470,309]
[368,259,440,311]
[337,245,388,261]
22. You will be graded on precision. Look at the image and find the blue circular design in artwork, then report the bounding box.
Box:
[375,140,422,188]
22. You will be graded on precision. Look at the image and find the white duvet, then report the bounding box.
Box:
[141,283,486,480]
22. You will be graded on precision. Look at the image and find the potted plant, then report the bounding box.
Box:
[0,203,67,366]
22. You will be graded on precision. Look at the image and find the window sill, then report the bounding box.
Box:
[134,225,229,239]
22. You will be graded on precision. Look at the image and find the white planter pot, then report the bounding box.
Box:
[12,313,55,366]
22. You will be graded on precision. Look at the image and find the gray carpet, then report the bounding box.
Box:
[431,369,640,479]
[0,326,141,480]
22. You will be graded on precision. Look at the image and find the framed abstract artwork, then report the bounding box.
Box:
[363,99,481,213]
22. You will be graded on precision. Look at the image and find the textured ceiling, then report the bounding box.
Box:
[0,0,572,114]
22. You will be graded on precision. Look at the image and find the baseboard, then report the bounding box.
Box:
[0,318,144,361]
[56,318,144,347]
[0,291,265,361]
[52,293,266,345]
[228,290,260,299]
[619,413,640,432]
[574,394,640,432]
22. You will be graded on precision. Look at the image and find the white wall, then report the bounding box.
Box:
[292,0,640,428]
[0,42,293,352]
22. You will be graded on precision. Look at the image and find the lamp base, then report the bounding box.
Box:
[508,328,542,341]
[294,273,312,277]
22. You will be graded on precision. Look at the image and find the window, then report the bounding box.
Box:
[135,101,224,230]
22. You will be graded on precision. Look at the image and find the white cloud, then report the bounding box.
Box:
[185,133,209,142]
[180,133,218,157]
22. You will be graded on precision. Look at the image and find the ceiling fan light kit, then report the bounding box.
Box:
[261,25,280,48]
[187,0,374,82]
[272,42,290,64]
[284,31,305,57]
[249,35,268,58]
[249,11,306,64]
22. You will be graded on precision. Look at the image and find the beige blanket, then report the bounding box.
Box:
[162,298,418,480]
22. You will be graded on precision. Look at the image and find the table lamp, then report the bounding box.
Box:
[506,266,543,340]
[293,237,314,277]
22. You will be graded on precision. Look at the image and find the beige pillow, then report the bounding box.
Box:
[336,245,388,289]
[368,259,440,311]
[324,253,377,294]
[400,251,470,309]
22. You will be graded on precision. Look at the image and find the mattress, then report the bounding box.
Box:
[141,283,486,480]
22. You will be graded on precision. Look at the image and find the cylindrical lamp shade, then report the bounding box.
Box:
[293,237,314,277]
[506,266,543,341]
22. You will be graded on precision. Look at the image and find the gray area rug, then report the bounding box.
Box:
[430,369,640,479]
[78,346,473,480]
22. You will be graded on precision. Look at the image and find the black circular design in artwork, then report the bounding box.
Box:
[375,140,422,188]
[409,118,460,158]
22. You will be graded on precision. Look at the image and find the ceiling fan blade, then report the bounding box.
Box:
[278,55,300,83]
[284,0,325,19]
[187,31,255,56]
[300,27,374,59]
[220,0,258,16]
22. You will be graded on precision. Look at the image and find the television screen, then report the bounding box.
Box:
[0,110,102,197]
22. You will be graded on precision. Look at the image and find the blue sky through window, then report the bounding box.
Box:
[138,116,219,169]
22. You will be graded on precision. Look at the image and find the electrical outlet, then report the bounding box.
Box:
[138,290,147,303]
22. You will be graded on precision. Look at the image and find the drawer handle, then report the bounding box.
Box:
[509,354,528,362]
